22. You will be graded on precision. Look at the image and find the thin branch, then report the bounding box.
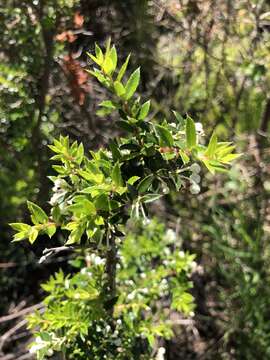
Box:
[0,303,43,324]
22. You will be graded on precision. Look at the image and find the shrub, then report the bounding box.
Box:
[10,41,238,359]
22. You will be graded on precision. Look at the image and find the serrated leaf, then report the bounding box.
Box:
[156,124,174,147]
[125,67,140,100]
[117,54,131,82]
[27,201,48,225]
[186,116,196,149]
[138,100,151,120]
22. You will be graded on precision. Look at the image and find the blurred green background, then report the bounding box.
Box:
[0,0,270,359]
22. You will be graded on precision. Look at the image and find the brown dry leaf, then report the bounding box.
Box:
[74,11,84,28]
[56,31,77,43]
[63,55,90,106]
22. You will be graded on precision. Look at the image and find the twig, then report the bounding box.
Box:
[39,246,74,263]
[0,320,27,351]
[0,263,16,269]
[0,303,43,324]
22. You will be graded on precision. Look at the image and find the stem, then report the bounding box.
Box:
[105,233,117,315]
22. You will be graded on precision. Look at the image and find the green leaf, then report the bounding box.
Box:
[66,223,85,245]
[52,165,66,175]
[86,69,109,86]
[117,54,131,82]
[137,174,154,194]
[127,176,140,185]
[86,52,102,66]
[29,226,39,244]
[172,110,184,126]
[221,153,241,163]
[102,57,114,75]
[44,224,56,238]
[202,159,227,174]
[111,162,123,187]
[94,194,110,211]
[156,124,174,147]
[125,67,140,100]
[68,198,96,217]
[99,100,117,109]
[179,150,190,164]
[114,81,126,97]
[109,140,122,161]
[78,169,104,184]
[138,100,151,120]
[12,231,29,242]
[52,206,61,223]
[27,201,48,225]
[9,223,31,232]
[109,45,117,71]
[186,116,196,149]
[95,43,104,64]
[76,143,84,164]
[116,120,134,133]
[205,132,217,158]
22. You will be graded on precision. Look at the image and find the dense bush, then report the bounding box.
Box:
[1,1,270,359]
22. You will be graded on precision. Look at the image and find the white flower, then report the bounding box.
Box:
[195,122,204,135]
[156,347,166,360]
[141,288,148,294]
[114,338,122,346]
[49,192,62,206]
[190,183,200,194]
[105,325,111,333]
[190,173,201,184]
[127,291,136,300]
[29,337,48,353]
[179,250,185,258]
[190,163,201,174]
[166,228,176,242]
[87,253,105,266]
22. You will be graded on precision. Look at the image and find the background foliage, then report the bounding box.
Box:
[0,0,270,359]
